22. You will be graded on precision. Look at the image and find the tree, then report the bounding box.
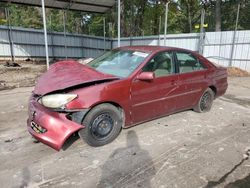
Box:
[215,0,221,31]
[177,0,201,33]
[1,0,250,36]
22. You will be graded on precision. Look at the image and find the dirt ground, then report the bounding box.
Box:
[0,64,250,187]
[0,60,46,90]
[227,67,250,77]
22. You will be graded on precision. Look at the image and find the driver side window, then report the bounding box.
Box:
[142,52,175,77]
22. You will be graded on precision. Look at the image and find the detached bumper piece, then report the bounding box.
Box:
[27,94,85,151]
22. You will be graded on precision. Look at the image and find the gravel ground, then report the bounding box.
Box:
[0,77,250,188]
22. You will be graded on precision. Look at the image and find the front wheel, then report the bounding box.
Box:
[194,88,214,113]
[78,104,122,147]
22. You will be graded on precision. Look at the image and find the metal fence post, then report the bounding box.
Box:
[63,10,67,59]
[130,33,133,46]
[5,7,15,62]
[41,0,49,70]
[158,16,161,45]
[81,36,84,58]
[111,38,113,50]
[199,9,205,54]
[50,32,55,59]
[229,4,240,67]
[103,17,106,51]
[117,0,121,47]
[164,2,169,46]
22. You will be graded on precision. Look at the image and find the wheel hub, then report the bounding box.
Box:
[201,92,212,111]
[91,113,114,139]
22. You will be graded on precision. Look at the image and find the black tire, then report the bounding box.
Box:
[194,88,214,113]
[78,103,123,147]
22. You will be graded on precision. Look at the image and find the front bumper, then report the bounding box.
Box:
[27,94,84,151]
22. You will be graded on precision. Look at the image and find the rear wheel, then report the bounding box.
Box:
[78,103,122,146]
[194,88,214,113]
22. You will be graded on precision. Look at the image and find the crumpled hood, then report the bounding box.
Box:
[34,60,117,95]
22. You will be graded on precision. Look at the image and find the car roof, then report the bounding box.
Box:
[118,45,195,53]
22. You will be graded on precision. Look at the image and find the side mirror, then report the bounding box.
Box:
[137,72,155,81]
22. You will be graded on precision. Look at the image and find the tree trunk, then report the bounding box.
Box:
[153,0,160,35]
[120,0,128,37]
[137,0,147,36]
[187,2,192,33]
[215,0,221,31]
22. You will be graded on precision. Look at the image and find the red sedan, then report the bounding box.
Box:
[27,46,228,150]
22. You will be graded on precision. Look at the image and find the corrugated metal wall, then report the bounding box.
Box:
[0,25,111,59]
[114,31,250,71]
[113,33,200,51]
[0,25,250,71]
[203,30,250,71]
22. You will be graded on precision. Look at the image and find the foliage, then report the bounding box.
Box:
[0,0,249,37]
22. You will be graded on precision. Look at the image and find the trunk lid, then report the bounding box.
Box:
[34,60,118,95]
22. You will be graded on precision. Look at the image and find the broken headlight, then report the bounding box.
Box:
[38,94,77,109]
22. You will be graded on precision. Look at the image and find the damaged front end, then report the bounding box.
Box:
[27,60,119,150]
[66,110,90,125]
[27,93,89,151]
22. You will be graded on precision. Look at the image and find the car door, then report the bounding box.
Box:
[174,51,208,110]
[130,51,179,124]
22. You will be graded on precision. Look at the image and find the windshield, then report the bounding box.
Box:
[87,50,149,78]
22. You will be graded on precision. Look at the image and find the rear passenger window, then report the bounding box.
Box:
[176,52,205,73]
